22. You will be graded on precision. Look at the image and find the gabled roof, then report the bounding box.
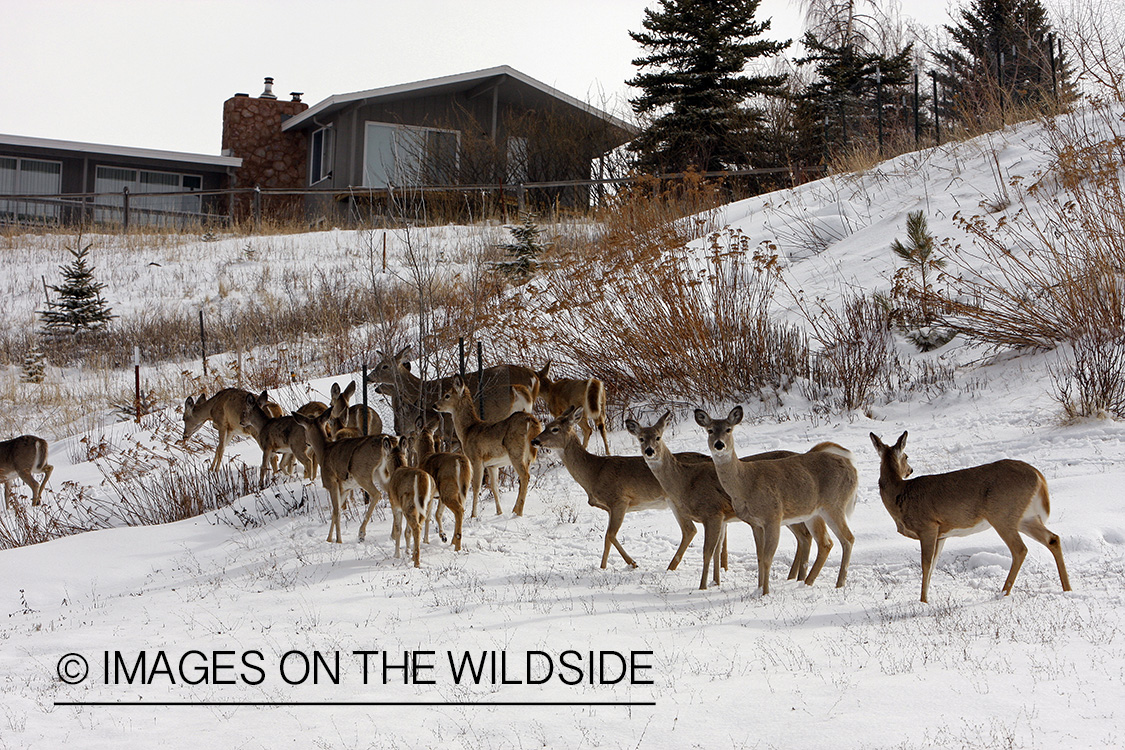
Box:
[282,65,636,136]
[0,133,241,169]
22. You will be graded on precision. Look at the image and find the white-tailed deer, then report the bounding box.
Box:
[695,407,858,596]
[324,381,383,438]
[366,347,537,436]
[183,388,283,471]
[433,375,541,517]
[411,413,471,551]
[377,435,434,567]
[240,391,315,483]
[537,361,610,455]
[870,431,1071,603]
[1,435,53,507]
[625,411,816,590]
[533,407,670,569]
[293,408,392,544]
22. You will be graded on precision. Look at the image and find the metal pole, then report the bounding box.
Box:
[876,65,884,156]
[476,341,484,418]
[1049,33,1059,106]
[459,337,466,379]
[253,185,262,231]
[931,73,940,145]
[913,71,920,147]
[361,369,369,435]
[134,346,141,423]
[199,309,208,377]
[122,186,130,232]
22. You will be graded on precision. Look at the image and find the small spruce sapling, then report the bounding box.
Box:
[494,212,549,283]
[890,211,954,351]
[39,242,116,336]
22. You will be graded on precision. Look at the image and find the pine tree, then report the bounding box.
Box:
[494,212,549,283]
[20,343,46,384]
[627,0,790,174]
[890,211,954,351]
[933,0,1071,121]
[39,243,116,335]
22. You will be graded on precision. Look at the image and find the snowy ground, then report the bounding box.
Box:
[2,107,1124,748]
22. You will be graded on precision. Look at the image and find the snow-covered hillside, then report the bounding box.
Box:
[1,107,1124,749]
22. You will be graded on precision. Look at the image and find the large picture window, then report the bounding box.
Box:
[310,126,333,184]
[94,166,202,225]
[363,122,459,188]
[0,156,62,219]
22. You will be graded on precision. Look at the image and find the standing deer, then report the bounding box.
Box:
[695,407,858,596]
[870,431,1071,603]
[625,411,817,590]
[410,413,471,551]
[377,436,434,567]
[1,435,53,507]
[366,347,537,437]
[324,381,383,438]
[532,406,672,570]
[293,408,392,545]
[537,361,610,455]
[240,391,315,483]
[183,388,283,471]
[433,375,540,517]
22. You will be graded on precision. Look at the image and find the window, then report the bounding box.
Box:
[94,166,202,226]
[310,126,333,184]
[0,156,62,220]
[362,122,460,188]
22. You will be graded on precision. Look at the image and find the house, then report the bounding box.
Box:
[0,133,241,226]
[222,66,635,215]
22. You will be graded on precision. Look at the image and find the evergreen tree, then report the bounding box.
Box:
[494,212,549,283]
[627,0,790,174]
[21,343,46,384]
[933,0,1071,121]
[39,243,115,335]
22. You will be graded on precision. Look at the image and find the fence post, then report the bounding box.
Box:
[931,72,941,145]
[134,346,142,423]
[875,65,884,156]
[199,309,208,377]
[361,365,369,435]
[517,184,526,215]
[476,341,484,419]
[253,185,262,231]
[122,186,130,232]
[913,70,920,148]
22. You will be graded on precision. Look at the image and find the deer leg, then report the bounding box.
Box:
[787,522,813,581]
[919,527,941,603]
[700,518,723,590]
[18,471,42,507]
[758,522,781,596]
[357,483,382,543]
[598,418,611,457]
[326,486,343,544]
[995,525,1029,596]
[667,513,697,571]
[511,461,531,516]
[449,497,464,551]
[390,506,402,558]
[486,466,502,516]
[821,511,855,588]
[803,517,833,587]
[211,425,228,471]
[604,503,636,568]
[1020,517,1071,592]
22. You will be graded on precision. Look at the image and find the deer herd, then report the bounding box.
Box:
[1,346,1072,603]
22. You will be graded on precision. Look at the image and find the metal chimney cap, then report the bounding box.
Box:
[260,77,277,99]
[290,91,303,102]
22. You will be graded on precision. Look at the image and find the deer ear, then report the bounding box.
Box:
[331,382,342,398]
[415,416,425,431]
[869,432,884,451]
[895,431,908,450]
[656,410,672,432]
[343,381,356,399]
[728,405,744,425]
[624,418,640,436]
[693,409,712,428]
[396,346,412,360]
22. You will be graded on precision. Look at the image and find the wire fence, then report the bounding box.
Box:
[0,166,826,232]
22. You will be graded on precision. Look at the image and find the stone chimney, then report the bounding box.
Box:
[221,77,309,194]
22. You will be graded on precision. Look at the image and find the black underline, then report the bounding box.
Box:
[55,700,655,707]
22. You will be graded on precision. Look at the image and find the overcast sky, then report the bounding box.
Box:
[1,1,952,155]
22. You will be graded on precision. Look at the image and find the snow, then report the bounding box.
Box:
[2,106,1125,748]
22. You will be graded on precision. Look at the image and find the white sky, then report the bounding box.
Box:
[1,1,953,155]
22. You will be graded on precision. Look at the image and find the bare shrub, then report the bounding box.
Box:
[930,106,1125,351]
[1050,331,1125,420]
[800,293,900,412]
[499,226,808,407]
